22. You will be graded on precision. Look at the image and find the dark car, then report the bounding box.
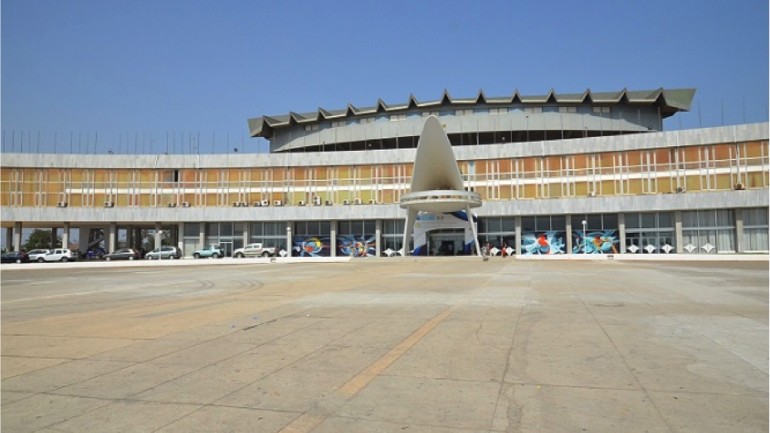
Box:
[104,248,141,261]
[1,251,30,264]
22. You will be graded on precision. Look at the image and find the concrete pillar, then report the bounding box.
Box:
[330,220,337,257]
[13,222,22,252]
[197,222,205,250]
[154,222,162,249]
[735,209,745,254]
[177,222,184,253]
[286,222,293,257]
[50,227,58,248]
[62,222,70,249]
[618,213,626,254]
[5,227,13,251]
[79,228,90,255]
[375,219,382,257]
[674,210,683,254]
[566,217,573,254]
[402,209,417,256]
[243,222,250,247]
[514,216,522,256]
[108,222,117,253]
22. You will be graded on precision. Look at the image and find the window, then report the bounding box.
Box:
[743,208,769,252]
[624,212,676,254]
[360,117,375,124]
[558,107,577,113]
[421,111,439,117]
[524,107,543,113]
[454,109,474,116]
[571,213,620,254]
[489,107,509,114]
[304,124,320,131]
[681,209,736,254]
[592,106,611,116]
[389,114,407,121]
[331,120,346,127]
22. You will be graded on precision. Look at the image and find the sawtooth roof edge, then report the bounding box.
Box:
[248,87,696,137]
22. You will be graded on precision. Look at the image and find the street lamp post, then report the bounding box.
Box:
[581,220,587,255]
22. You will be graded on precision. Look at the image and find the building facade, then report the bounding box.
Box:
[2,88,768,257]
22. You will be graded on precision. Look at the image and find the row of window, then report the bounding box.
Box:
[176,209,768,255]
[301,105,616,130]
[2,141,766,208]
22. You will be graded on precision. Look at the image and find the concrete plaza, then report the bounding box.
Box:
[1,258,768,432]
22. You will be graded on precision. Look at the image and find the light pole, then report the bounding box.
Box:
[581,220,587,255]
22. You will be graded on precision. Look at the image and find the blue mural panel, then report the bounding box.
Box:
[338,235,376,257]
[572,230,619,254]
[522,231,565,255]
[293,236,330,257]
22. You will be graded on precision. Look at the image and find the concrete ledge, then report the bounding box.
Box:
[514,254,769,261]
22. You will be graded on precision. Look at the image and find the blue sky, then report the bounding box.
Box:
[2,0,768,154]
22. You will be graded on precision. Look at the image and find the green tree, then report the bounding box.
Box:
[23,229,61,251]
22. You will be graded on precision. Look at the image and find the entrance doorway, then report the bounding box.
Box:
[219,241,234,257]
[428,230,464,256]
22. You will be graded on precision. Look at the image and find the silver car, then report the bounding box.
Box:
[28,249,50,263]
[145,246,182,260]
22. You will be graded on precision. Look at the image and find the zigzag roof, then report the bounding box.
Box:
[248,87,696,138]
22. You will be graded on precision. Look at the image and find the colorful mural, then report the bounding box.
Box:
[572,230,619,254]
[338,235,376,257]
[294,236,327,257]
[522,231,566,255]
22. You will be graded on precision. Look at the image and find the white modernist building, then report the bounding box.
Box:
[2,88,768,257]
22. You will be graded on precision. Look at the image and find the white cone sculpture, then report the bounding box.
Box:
[400,116,482,256]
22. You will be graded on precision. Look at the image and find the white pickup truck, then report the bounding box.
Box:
[233,243,276,258]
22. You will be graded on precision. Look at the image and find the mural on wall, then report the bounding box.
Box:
[522,231,566,255]
[338,235,376,257]
[572,230,619,254]
[294,236,328,257]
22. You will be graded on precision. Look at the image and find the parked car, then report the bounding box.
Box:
[145,246,182,260]
[1,251,30,264]
[42,248,77,262]
[28,249,50,262]
[233,243,276,258]
[104,248,141,261]
[192,245,224,259]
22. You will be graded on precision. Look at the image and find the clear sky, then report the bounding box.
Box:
[1,0,768,154]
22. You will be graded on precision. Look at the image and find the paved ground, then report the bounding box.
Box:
[1,258,767,433]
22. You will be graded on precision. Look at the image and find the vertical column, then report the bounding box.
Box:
[79,228,90,255]
[199,222,206,250]
[566,217,573,255]
[131,227,144,248]
[62,222,70,249]
[466,206,481,257]
[375,219,382,257]
[735,209,745,254]
[5,227,14,251]
[177,222,184,253]
[108,222,117,253]
[402,208,417,256]
[618,213,626,254]
[154,222,162,250]
[330,220,337,257]
[514,216,522,256]
[674,210,683,254]
[13,222,22,252]
[50,227,58,248]
[286,222,293,257]
[243,222,250,248]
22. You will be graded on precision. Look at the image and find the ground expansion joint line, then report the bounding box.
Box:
[573,285,677,433]
[488,302,525,433]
